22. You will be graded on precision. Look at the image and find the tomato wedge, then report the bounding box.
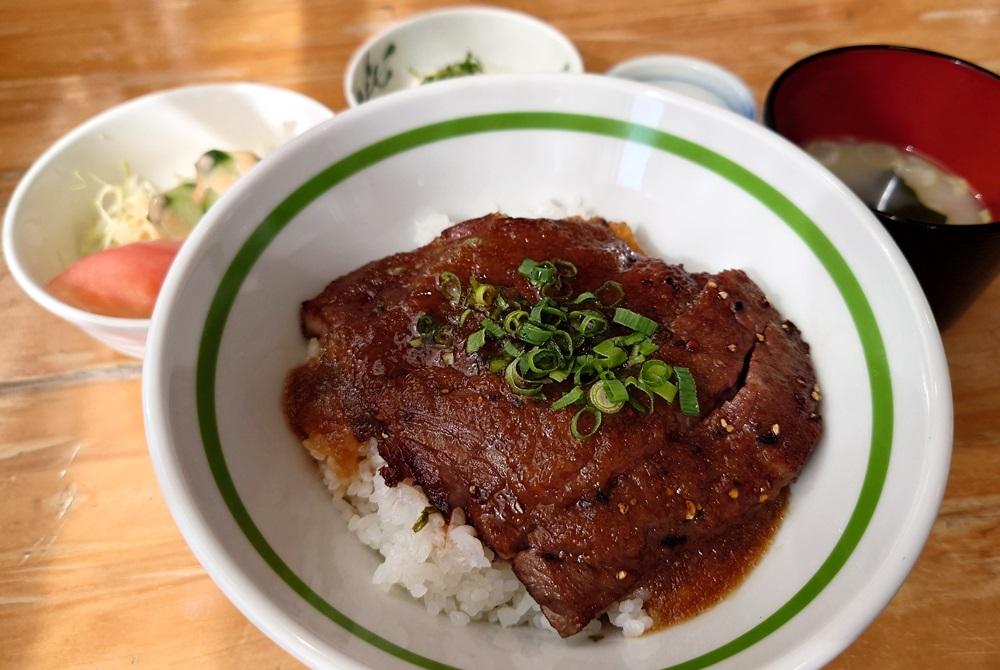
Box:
[46,240,181,318]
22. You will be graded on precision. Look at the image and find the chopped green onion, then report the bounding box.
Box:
[648,379,677,403]
[412,506,436,533]
[592,338,620,358]
[437,272,462,305]
[640,360,673,386]
[466,328,487,353]
[573,356,603,386]
[548,367,570,382]
[606,349,628,368]
[541,278,572,299]
[623,376,655,413]
[450,257,700,438]
[640,360,677,402]
[568,291,597,305]
[408,336,423,348]
[503,309,529,333]
[517,322,553,345]
[569,309,608,337]
[488,356,510,373]
[595,281,624,307]
[469,278,496,308]
[638,339,659,356]
[521,347,562,377]
[602,378,629,403]
[518,258,558,288]
[592,339,628,368]
[548,329,573,355]
[532,262,557,285]
[613,308,659,336]
[675,366,700,416]
[517,258,538,276]
[614,332,647,346]
[627,345,646,368]
[571,405,603,440]
[551,385,584,410]
[554,259,578,277]
[530,300,566,327]
[481,318,504,338]
[589,381,625,414]
[502,339,525,358]
[505,359,543,396]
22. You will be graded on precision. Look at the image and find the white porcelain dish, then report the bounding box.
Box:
[2,83,333,357]
[607,55,757,120]
[344,6,583,107]
[143,74,951,669]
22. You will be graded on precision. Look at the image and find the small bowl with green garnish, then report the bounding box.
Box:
[344,6,583,107]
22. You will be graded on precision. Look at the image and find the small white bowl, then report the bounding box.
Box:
[607,55,757,120]
[2,83,333,358]
[344,6,583,107]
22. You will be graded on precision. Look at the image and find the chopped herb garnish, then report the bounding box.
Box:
[594,281,625,307]
[675,366,700,417]
[571,405,603,440]
[419,52,484,84]
[613,307,659,336]
[504,358,543,396]
[518,258,558,289]
[517,321,553,345]
[589,380,625,414]
[551,385,585,410]
[437,271,463,305]
[416,257,700,438]
[466,328,487,353]
[411,505,436,533]
[468,277,496,308]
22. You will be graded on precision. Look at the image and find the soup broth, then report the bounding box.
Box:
[806,139,992,225]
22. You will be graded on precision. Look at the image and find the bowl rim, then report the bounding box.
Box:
[1,81,334,329]
[762,43,1000,232]
[605,53,756,119]
[143,73,952,670]
[342,5,584,107]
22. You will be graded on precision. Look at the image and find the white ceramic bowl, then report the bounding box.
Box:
[143,74,952,669]
[607,55,757,120]
[344,7,583,107]
[2,83,333,358]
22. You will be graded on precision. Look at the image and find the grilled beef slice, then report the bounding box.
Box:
[284,214,822,637]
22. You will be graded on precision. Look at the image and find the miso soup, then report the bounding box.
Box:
[805,139,992,225]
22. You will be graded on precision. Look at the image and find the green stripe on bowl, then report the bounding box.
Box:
[195,112,893,670]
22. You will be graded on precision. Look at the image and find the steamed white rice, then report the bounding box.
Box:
[310,439,653,638]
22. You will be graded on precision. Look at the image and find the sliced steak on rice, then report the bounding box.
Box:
[284,214,822,637]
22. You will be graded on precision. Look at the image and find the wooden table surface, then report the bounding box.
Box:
[1,1,998,668]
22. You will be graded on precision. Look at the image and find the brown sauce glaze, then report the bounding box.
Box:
[642,488,787,629]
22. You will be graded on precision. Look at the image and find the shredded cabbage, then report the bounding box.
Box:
[80,164,161,255]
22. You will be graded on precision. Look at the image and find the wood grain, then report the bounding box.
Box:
[1,1,998,668]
